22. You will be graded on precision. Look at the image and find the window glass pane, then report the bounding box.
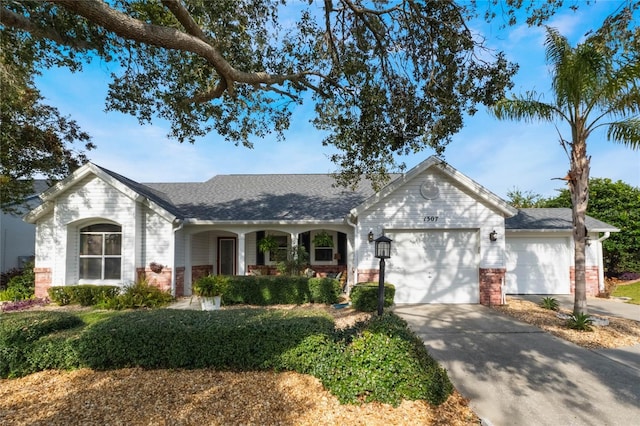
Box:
[80,258,102,279]
[80,234,103,255]
[104,234,122,255]
[315,248,333,261]
[104,258,121,280]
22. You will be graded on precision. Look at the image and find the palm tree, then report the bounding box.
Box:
[491,23,640,315]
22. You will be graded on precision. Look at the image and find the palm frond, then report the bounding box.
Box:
[491,94,559,123]
[606,118,640,149]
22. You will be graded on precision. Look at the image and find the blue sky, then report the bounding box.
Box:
[35,2,639,200]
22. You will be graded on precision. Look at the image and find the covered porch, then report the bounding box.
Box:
[177,225,353,296]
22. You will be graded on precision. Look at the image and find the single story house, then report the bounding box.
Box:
[25,156,618,305]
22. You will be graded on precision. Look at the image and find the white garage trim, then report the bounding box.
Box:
[385,229,479,304]
[505,236,571,294]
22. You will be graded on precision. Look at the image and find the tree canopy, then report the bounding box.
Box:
[544,178,640,276]
[0,24,95,212]
[1,0,602,210]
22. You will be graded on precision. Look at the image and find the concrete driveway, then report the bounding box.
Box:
[393,304,640,426]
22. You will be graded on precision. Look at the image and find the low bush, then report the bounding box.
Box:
[0,311,84,378]
[74,309,335,370]
[0,298,50,312]
[278,313,452,406]
[1,308,453,406]
[0,264,35,301]
[223,275,339,305]
[97,281,173,310]
[308,277,342,304]
[48,285,120,306]
[539,297,559,311]
[349,283,395,312]
[567,313,594,332]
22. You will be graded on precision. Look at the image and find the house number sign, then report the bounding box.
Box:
[424,216,439,222]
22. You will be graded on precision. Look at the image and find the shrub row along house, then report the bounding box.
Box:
[24,156,618,305]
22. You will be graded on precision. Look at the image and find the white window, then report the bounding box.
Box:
[313,232,334,262]
[268,235,288,263]
[79,224,122,280]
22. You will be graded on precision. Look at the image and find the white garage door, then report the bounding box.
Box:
[385,230,479,304]
[505,237,571,294]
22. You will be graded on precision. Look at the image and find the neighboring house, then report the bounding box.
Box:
[1,181,48,273]
[24,156,618,305]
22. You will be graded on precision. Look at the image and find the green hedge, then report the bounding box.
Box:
[349,282,395,312]
[0,308,453,406]
[48,283,173,310]
[223,276,341,305]
[0,311,83,377]
[75,309,335,370]
[48,285,121,306]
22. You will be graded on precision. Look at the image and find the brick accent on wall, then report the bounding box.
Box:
[479,268,505,306]
[192,265,213,282]
[357,269,379,283]
[34,267,52,298]
[175,267,185,297]
[137,267,172,294]
[570,266,600,296]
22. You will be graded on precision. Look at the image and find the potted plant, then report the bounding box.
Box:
[193,275,229,310]
[258,234,282,269]
[312,230,334,247]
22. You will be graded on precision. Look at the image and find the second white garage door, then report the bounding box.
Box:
[505,236,571,294]
[385,230,479,304]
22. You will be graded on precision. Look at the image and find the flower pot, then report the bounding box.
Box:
[200,296,221,311]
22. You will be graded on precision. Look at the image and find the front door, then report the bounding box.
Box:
[218,238,236,275]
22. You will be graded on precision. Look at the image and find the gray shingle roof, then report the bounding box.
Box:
[91,165,620,231]
[145,174,375,221]
[506,208,620,232]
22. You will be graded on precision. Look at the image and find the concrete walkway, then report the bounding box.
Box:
[393,304,640,426]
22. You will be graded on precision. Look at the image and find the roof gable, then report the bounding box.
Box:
[24,163,179,223]
[350,156,518,218]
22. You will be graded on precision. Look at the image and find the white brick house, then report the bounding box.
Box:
[25,156,618,305]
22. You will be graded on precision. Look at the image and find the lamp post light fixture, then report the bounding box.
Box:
[374,235,392,316]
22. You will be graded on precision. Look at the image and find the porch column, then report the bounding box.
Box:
[290,232,299,256]
[184,233,192,295]
[237,232,246,275]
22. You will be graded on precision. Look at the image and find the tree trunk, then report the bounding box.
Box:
[570,130,590,316]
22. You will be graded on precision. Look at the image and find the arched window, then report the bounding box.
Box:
[79,224,122,280]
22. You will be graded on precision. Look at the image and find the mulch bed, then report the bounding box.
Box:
[493,297,640,349]
[0,304,480,425]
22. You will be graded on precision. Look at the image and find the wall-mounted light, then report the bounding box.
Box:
[368,230,374,243]
[489,230,498,242]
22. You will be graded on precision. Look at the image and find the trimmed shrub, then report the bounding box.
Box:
[97,281,173,310]
[224,275,338,305]
[278,313,452,406]
[350,283,395,312]
[75,309,335,370]
[0,311,83,378]
[308,277,341,304]
[48,285,120,306]
[0,308,453,406]
[0,265,35,301]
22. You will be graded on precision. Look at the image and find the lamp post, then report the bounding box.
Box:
[374,235,392,316]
